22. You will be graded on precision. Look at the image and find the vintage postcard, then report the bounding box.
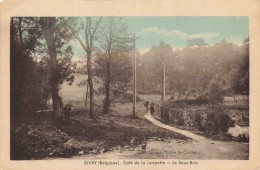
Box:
[0,0,260,170]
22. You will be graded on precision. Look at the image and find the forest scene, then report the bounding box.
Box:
[10,17,249,160]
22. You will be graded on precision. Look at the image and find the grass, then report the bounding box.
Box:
[11,101,188,160]
[138,94,172,103]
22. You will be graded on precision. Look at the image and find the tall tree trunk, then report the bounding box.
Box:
[68,17,102,118]
[85,82,89,111]
[162,64,166,102]
[87,52,94,118]
[40,18,60,116]
[103,57,111,114]
[51,83,60,116]
[103,79,110,114]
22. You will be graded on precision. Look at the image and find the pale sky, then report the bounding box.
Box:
[124,16,248,49]
[71,16,248,56]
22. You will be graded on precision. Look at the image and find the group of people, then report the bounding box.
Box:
[144,101,155,115]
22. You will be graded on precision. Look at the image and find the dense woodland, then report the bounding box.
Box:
[137,38,249,100]
[11,17,134,120]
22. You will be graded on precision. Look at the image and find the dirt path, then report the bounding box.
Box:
[143,113,248,159]
[71,113,248,160]
[144,114,207,141]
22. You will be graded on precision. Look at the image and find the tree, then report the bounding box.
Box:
[11,17,51,118]
[67,17,102,118]
[13,18,51,112]
[138,37,247,102]
[149,41,173,102]
[16,17,43,55]
[11,18,36,121]
[94,17,132,114]
[39,17,75,116]
[136,51,159,94]
[11,17,59,119]
[76,72,89,111]
[187,37,208,47]
[239,38,249,95]
[135,42,175,96]
[39,17,61,116]
[169,69,189,100]
[230,38,249,95]
[140,42,174,121]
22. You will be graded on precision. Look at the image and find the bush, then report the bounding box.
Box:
[161,105,170,123]
[205,113,232,135]
[168,108,184,126]
[197,82,225,103]
[194,113,205,131]
[161,102,233,136]
[207,105,232,135]
[167,99,209,108]
[218,114,232,133]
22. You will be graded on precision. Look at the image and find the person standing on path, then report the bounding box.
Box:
[150,102,155,115]
[144,101,150,113]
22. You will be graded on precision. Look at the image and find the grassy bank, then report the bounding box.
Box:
[11,102,188,160]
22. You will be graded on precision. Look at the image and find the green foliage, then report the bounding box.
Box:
[187,38,208,47]
[137,38,249,98]
[168,108,184,126]
[208,82,224,102]
[39,17,76,86]
[11,18,50,122]
[93,17,133,112]
[159,101,233,135]
[136,41,174,95]
[197,80,225,103]
[11,17,76,119]
[94,52,132,98]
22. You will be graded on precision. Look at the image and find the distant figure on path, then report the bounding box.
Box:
[150,102,155,115]
[144,101,150,113]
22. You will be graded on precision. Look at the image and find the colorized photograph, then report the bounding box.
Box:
[10,17,249,160]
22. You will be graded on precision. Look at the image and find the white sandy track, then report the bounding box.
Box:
[144,113,207,141]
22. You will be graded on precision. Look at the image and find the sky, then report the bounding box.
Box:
[123,16,248,53]
[71,16,248,56]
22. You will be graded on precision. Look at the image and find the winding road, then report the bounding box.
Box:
[142,113,249,159]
